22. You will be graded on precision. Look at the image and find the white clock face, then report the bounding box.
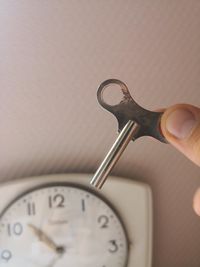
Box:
[0,183,128,267]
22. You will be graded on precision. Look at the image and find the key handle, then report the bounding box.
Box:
[97,79,167,143]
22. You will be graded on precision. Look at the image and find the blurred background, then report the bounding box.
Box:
[0,1,200,266]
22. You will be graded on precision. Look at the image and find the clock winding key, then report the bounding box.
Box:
[90,79,167,189]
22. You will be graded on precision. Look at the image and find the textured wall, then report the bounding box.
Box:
[0,1,200,266]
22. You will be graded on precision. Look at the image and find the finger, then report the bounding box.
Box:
[193,188,200,216]
[160,104,200,166]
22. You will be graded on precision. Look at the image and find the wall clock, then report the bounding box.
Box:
[0,174,152,267]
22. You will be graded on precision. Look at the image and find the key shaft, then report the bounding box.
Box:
[90,121,139,189]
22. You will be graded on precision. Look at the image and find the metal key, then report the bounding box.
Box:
[90,79,167,189]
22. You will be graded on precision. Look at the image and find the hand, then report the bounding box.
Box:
[160,104,200,215]
[28,224,65,255]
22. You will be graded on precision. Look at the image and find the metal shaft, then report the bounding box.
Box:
[90,120,139,189]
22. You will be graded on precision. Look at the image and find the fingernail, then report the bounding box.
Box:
[166,109,197,139]
[194,204,200,216]
[194,201,200,216]
[193,188,200,216]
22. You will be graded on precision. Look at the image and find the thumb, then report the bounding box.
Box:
[161,104,200,216]
[161,104,200,166]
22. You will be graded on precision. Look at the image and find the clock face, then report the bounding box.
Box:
[0,183,128,267]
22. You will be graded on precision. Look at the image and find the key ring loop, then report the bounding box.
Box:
[97,79,133,111]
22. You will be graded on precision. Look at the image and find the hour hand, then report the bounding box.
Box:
[28,224,65,254]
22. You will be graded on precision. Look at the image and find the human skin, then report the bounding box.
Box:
[160,104,200,216]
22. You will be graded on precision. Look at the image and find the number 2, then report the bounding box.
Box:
[98,215,109,228]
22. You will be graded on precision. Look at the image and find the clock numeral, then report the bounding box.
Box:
[108,240,118,253]
[27,202,36,216]
[98,215,109,228]
[7,223,23,236]
[81,199,85,212]
[49,194,65,208]
[1,250,12,262]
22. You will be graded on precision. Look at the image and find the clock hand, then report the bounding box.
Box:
[47,254,63,267]
[28,224,65,254]
[28,253,61,267]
